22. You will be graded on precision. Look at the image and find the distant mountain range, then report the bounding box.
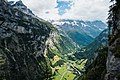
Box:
[51,19,107,47]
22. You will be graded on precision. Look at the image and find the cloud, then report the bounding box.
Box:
[8,0,60,20]
[61,0,110,21]
[21,0,60,20]
[8,0,110,21]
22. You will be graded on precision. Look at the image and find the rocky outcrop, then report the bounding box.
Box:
[105,0,120,80]
[0,0,54,80]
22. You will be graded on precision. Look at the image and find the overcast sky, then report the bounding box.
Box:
[8,0,110,22]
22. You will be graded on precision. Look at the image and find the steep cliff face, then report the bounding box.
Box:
[0,0,53,80]
[47,31,78,59]
[105,0,120,80]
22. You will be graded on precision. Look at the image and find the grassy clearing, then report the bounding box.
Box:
[50,55,87,80]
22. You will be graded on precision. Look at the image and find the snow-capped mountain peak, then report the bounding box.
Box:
[51,19,107,47]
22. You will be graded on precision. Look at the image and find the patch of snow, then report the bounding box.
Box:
[99,28,103,31]
[81,23,88,27]
[65,21,71,24]
[70,21,79,26]
[53,21,65,25]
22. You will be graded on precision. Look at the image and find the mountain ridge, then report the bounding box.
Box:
[52,19,107,47]
[0,0,54,79]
